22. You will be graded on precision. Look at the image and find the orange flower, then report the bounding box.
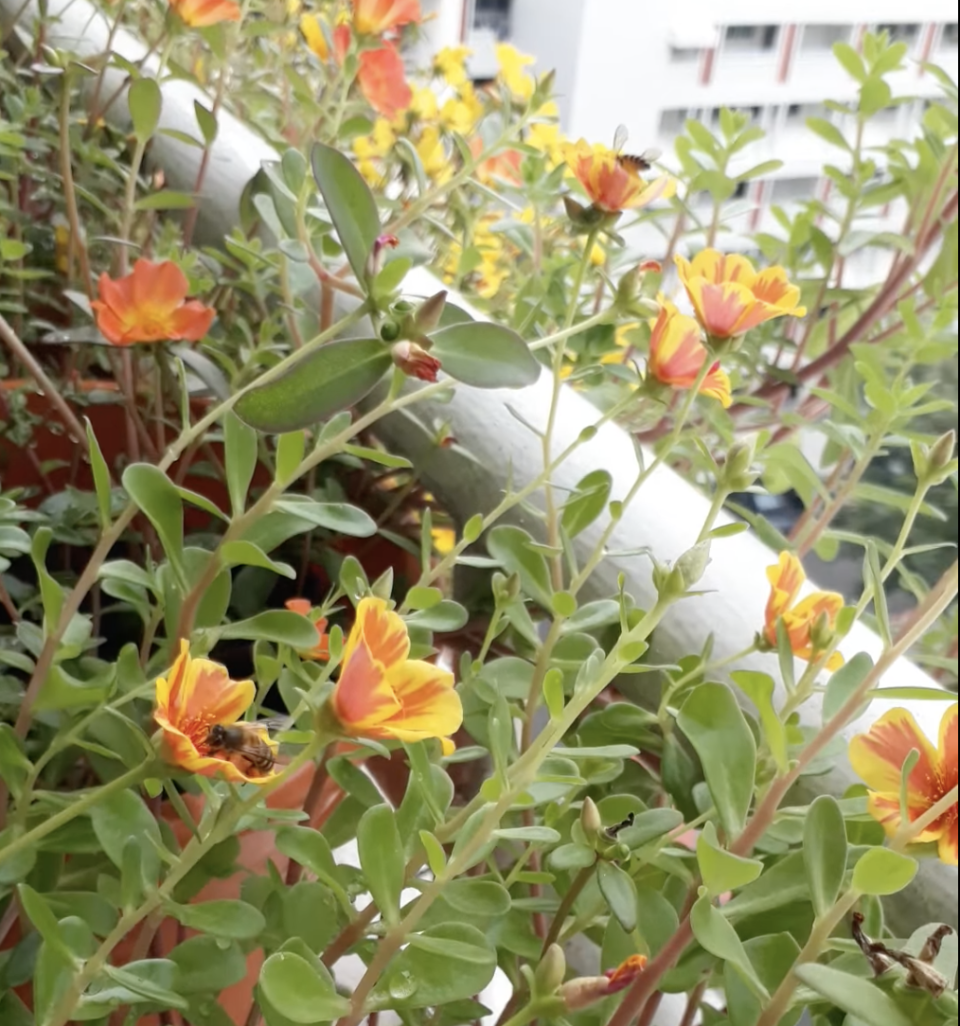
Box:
[674,249,806,340]
[391,341,442,382]
[562,140,673,214]
[356,44,412,119]
[153,640,276,783]
[647,303,731,407]
[850,703,957,865]
[470,137,523,185]
[331,597,461,753]
[560,954,647,1010]
[91,260,216,346]
[168,0,241,27]
[285,598,330,660]
[351,0,421,35]
[764,552,844,670]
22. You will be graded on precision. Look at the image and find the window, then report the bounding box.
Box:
[723,25,779,52]
[785,102,827,125]
[943,23,959,47]
[669,46,701,62]
[474,0,511,39]
[710,105,763,127]
[770,177,820,205]
[876,23,920,46]
[658,108,688,135]
[800,24,853,52]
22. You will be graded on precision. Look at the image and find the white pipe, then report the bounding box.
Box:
[3,0,954,979]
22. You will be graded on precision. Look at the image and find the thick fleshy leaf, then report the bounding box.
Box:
[122,464,184,575]
[358,804,405,926]
[259,951,350,1022]
[803,795,847,916]
[794,963,911,1026]
[561,469,613,538]
[678,683,757,837]
[219,610,320,648]
[597,861,638,932]
[696,822,763,897]
[429,322,541,389]
[851,847,919,896]
[311,142,381,284]
[167,900,266,940]
[690,893,768,999]
[731,669,788,772]
[487,525,553,607]
[223,412,258,517]
[235,338,391,433]
[273,497,377,537]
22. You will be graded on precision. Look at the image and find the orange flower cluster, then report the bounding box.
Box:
[154,641,277,783]
[763,552,844,670]
[850,703,957,865]
[647,302,731,407]
[168,0,241,28]
[92,260,215,346]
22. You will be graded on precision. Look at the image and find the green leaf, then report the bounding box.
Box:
[85,419,112,529]
[90,788,163,888]
[696,823,763,897]
[860,76,892,117]
[794,963,912,1026]
[235,338,391,433]
[678,683,756,837]
[281,881,339,953]
[30,528,64,634]
[492,825,561,843]
[259,951,350,1022]
[220,541,295,579]
[122,464,184,576]
[690,893,768,999]
[617,808,684,849]
[899,748,920,827]
[273,496,377,537]
[730,670,788,773]
[852,847,918,896]
[823,652,874,724]
[168,899,266,939]
[407,599,469,632]
[834,42,867,82]
[134,190,196,211]
[597,861,637,932]
[129,76,161,141]
[342,443,411,469]
[864,542,891,646]
[169,936,247,994]
[275,827,343,894]
[806,116,850,150]
[311,141,380,284]
[358,804,405,926]
[561,469,613,539]
[369,923,497,1010]
[97,961,188,1009]
[442,879,511,916]
[275,431,305,484]
[223,412,258,517]
[419,830,447,876]
[17,885,73,960]
[803,795,848,916]
[429,322,540,389]
[487,525,553,607]
[219,610,320,648]
[194,100,218,145]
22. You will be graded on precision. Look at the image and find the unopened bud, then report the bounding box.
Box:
[414,290,447,333]
[809,609,837,654]
[380,320,401,342]
[720,438,759,492]
[652,561,685,601]
[364,232,399,280]
[533,943,566,996]
[562,195,587,222]
[925,429,956,485]
[675,541,711,590]
[615,267,640,308]
[392,341,441,382]
[580,797,602,841]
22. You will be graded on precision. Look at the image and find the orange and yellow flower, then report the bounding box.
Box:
[331,597,461,752]
[356,44,412,119]
[91,260,216,346]
[351,0,421,36]
[168,0,241,27]
[850,703,957,865]
[764,552,844,670]
[560,954,648,1010]
[563,140,673,214]
[471,137,523,185]
[285,599,330,660]
[674,250,806,340]
[300,13,330,59]
[647,303,731,407]
[154,640,276,783]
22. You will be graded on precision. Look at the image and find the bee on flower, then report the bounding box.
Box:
[562,139,674,215]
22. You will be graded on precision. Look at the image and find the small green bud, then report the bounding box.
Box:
[380,320,401,342]
[580,797,602,841]
[675,541,711,590]
[413,290,448,333]
[925,429,956,485]
[533,943,567,996]
[721,438,759,492]
[809,609,837,654]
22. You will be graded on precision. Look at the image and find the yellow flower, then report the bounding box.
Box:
[563,139,674,214]
[416,125,451,182]
[300,13,329,60]
[409,84,439,121]
[434,45,472,88]
[495,42,535,101]
[431,526,456,555]
[764,552,844,670]
[440,84,484,134]
[589,242,605,266]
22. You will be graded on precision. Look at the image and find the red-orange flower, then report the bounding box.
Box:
[647,303,731,407]
[351,0,421,35]
[331,597,461,752]
[357,44,412,118]
[559,954,648,1010]
[91,260,216,346]
[285,598,330,660]
[391,341,441,382]
[168,0,241,28]
[674,249,806,340]
[470,137,523,185]
[562,140,673,214]
[850,703,957,866]
[764,552,844,670]
[154,640,276,783]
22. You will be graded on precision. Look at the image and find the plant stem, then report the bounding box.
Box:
[60,68,93,297]
[540,863,594,955]
[0,763,150,870]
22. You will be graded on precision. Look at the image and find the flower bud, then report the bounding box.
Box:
[558,955,647,1010]
[380,320,401,342]
[364,232,399,280]
[675,541,711,590]
[809,609,837,655]
[414,290,448,333]
[652,562,685,601]
[720,438,759,492]
[533,943,566,997]
[925,429,956,485]
[392,341,441,382]
[580,797,602,842]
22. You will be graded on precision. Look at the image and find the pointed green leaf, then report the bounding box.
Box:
[597,861,637,932]
[129,76,161,141]
[122,463,184,575]
[223,412,258,517]
[794,963,911,1026]
[487,525,553,607]
[275,431,306,484]
[219,610,320,648]
[85,418,113,529]
[561,469,613,539]
[731,670,788,772]
[429,322,540,389]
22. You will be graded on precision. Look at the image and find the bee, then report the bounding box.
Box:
[604,812,635,840]
[612,124,661,173]
[204,717,290,776]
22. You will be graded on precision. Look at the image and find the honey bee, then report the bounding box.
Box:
[204,717,290,776]
[612,124,661,173]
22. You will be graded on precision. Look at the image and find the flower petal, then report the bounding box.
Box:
[938,811,958,866]
[764,552,806,634]
[334,636,402,729]
[381,658,461,736]
[849,707,941,799]
[169,301,216,342]
[349,597,411,669]
[938,703,957,794]
[130,260,188,313]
